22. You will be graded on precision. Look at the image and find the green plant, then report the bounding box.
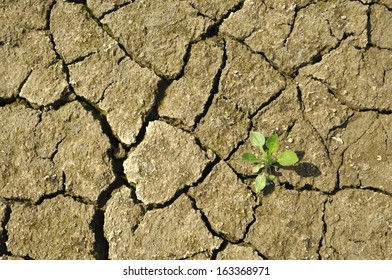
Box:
[242,131,299,193]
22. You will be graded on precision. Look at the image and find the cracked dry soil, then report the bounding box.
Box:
[0,0,391,260]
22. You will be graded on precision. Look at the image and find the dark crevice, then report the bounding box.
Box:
[357,107,392,114]
[117,55,127,65]
[83,7,164,80]
[61,171,67,196]
[206,0,246,35]
[159,116,194,133]
[291,32,354,78]
[200,22,220,40]
[279,181,335,196]
[317,198,328,259]
[97,171,128,209]
[321,184,392,198]
[210,240,228,260]
[128,184,145,206]
[222,0,246,19]
[77,98,120,143]
[187,2,215,21]
[306,119,333,161]
[145,156,220,211]
[326,112,355,140]
[225,162,247,182]
[179,250,210,260]
[220,33,286,78]
[41,137,66,161]
[224,121,251,161]
[253,248,268,260]
[65,0,86,4]
[47,1,80,110]
[4,96,35,110]
[0,197,32,205]
[172,42,194,81]
[193,136,219,161]
[47,1,61,60]
[0,97,17,107]
[193,39,227,129]
[0,205,11,256]
[283,2,314,48]
[97,1,133,20]
[380,121,389,153]
[365,5,372,50]
[336,114,378,191]
[283,182,295,190]
[40,90,75,111]
[296,85,334,164]
[373,45,392,51]
[186,194,227,241]
[235,202,259,243]
[64,193,95,206]
[90,209,109,260]
[129,79,169,149]
[67,52,96,65]
[309,77,392,114]
[290,47,330,78]
[188,0,246,46]
[16,70,33,96]
[298,184,316,191]
[254,49,288,78]
[74,99,131,207]
[45,0,57,31]
[250,84,287,120]
[35,189,66,206]
[347,186,392,197]
[59,172,96,206]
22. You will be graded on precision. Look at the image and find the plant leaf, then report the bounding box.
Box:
[252,165,262,173]
[268,174,275,181]
[242,152,258,162]
[250,131,265,151]
[255,174,266,193]
[277,150,299,166]
[266,134,279,154]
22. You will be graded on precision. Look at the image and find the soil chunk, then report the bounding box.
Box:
[124,121,212,204]
[189,162,256,242]
[105,192,221,259]
[6,196,96,259]
[321,189,392,259]
[246,188,326,259]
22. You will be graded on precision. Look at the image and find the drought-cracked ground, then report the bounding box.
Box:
[1,0,391,260]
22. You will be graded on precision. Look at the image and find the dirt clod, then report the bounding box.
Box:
[321,189,392,259]
[6,196,96,259]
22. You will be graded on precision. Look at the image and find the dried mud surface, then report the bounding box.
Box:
[0,0,391,260]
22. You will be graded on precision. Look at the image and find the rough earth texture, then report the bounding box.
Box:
[216,243,262,260]
[6,196,96,259]
[1,0,391,260]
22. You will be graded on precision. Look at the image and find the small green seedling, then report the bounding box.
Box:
[242,131,299,193]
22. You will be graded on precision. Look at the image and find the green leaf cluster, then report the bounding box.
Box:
[242,131,299,193]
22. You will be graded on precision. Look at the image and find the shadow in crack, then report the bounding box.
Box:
[90,210,109,260]
[282,151,322,178]
[293,162,322,177]
[262,180,275,196]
